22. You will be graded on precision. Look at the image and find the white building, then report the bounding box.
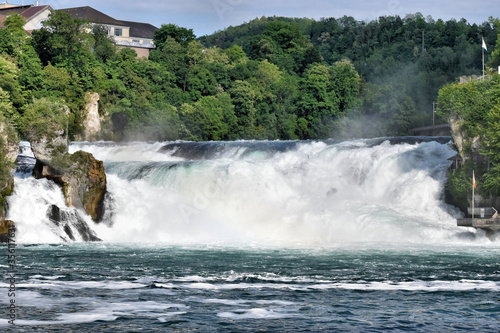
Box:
[0,3,157,58]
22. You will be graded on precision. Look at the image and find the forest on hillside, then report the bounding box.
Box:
[201,13,500,136]
[1,10,499,143]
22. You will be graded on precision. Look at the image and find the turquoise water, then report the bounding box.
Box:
[2,243,500,331]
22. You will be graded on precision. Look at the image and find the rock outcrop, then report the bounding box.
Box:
[30,131,68,162]
[81,92,101,141]
[0,116,19,240]
[447,111,500,214]
[33,151,107,222]
[0,172,14,219]
[47,204,101,242]
[0,121,19,164]
[0,219,14,243]
[22,98,70,162]
[449,111,485,163]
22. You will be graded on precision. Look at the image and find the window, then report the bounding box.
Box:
[115,28,122,37]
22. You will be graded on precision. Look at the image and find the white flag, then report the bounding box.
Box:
[482,37,487,51]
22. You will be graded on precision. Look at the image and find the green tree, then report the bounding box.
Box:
[93,24,116,63]
[230,80,257,138]
[0,29,15,56]
[488,17,500,69]
[330,59,360,112]
[182,93,236,141]
[21,97,69,144]
[297,63,338,138]
[478,76,500,194]
[225,45,247,64]
[32,10,94,72]
[0,55,24,109]
[3,13,27,53]
[154,24,195,49]
[18,44,46,99]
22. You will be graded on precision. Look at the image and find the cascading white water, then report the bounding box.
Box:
[8,138,468,245]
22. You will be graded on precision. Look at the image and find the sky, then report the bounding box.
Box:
[31,0,500,37]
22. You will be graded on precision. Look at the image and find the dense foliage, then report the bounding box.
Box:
[438,75,500,201]
[202,14,498,137]
[1,9,500,216]
[0,11,498,144]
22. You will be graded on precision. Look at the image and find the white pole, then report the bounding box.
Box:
[482,47,485,80]
[472,170,475,220]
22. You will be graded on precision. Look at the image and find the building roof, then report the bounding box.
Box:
[121,20,157,39]
[20,5,51,21]
[0,4,52,27]
[0,4,31,15]
[60,6,157,39]
[60,6,124,26]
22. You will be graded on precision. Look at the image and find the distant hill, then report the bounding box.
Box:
[199,13,498,135]
[199,16,315,50]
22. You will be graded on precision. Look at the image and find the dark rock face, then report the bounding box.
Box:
[47,204,101,242]
[0,171,14,222]
[0,219,14,243]
[34,151,107,222]
[449,112,486,164]
[0,117,18,233]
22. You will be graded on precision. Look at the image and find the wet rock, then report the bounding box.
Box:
[47,204,62,225]
[0,97,18,231]
[34,151,107,222]
[449,111,485,163]
[46,204,101,242]
[0,120,19,164]
[0,219,14,243]
[327,188,338,196]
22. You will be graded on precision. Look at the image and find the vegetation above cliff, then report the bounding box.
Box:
[0,11,498,143]
[438,74,500,204]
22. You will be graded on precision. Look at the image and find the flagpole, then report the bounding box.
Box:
[472,170,475,220]
[482,37,487,80]
[483,47,485,80]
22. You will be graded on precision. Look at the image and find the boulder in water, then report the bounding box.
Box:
[34,151,107,222]
[47,204,101,242]
[0,218,14,243]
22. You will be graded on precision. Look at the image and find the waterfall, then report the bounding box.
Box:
[8,137,465,245]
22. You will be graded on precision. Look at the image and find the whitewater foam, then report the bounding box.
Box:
[9,138,469,246]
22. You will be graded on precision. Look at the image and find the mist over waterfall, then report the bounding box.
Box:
[9,137,465,246]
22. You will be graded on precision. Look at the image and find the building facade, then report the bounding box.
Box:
[0,3,157,57]
[0,2,52,32]
[60,6,157,58]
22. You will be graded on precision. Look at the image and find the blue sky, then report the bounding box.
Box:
[36,0,499,37]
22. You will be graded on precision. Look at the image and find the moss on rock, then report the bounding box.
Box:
[0,115,18,223]
[33,151,107,222]
[0,219,14,243]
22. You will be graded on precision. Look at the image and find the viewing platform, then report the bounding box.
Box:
[457,218,500,231]
[457,207,500,231]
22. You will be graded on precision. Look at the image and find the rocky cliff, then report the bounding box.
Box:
[447,111,500,214]
[21,98,107,223]
[81,92,102,141]
[22,98,70,162]
[448,111,485,163]
[0,116,18,242]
